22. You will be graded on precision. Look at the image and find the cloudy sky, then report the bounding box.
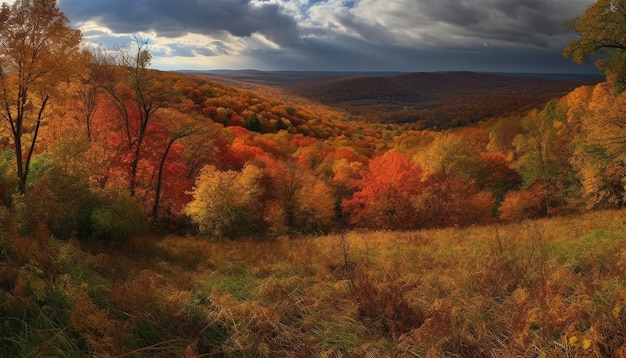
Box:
[47,0,598,73]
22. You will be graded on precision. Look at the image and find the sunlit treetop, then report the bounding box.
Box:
[565,0,626,91]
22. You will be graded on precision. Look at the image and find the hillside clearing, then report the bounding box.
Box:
[3,210,626,356]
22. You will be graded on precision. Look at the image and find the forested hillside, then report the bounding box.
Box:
[204,70,600,128]
[0,8,618,239]
[2,64,616,238]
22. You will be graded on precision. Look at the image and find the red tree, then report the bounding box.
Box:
[342,151,425,230]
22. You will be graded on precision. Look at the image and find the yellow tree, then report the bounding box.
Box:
[0,0,84,194]
[564,0,626,90]
[292,172,335,233]
[415,133,482,183]
[574,83,626,207]
[185,164,265,238]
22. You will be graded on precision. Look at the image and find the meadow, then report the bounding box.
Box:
[2,209,626,357]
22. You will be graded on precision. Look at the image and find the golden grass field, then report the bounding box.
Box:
[3,210,626,356]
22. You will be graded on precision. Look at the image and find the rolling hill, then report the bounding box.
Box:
[195,70,601,129]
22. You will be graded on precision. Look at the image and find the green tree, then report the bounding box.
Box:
[564,0,626,90]
[0,0,84,194]
[415,133,482,183]
[512,101,577,216]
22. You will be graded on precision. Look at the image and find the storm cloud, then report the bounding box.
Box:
[59,0,301,46]
[55,0,599,73]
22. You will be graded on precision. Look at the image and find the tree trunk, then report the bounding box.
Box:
[152,138,175,223]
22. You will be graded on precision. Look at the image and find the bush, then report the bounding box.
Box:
[499,184,546,222]
[0,150,17,206]
[13,161,149,242]
[15,165,92,239]
[351,267,424,340]
[79,188,149,242]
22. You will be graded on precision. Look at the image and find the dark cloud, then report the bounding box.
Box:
[336,15,398,44]
[57,0,599,73]
[421,1,484,28]
[416,0,587,48]
[245,35,598,73]
[59,0,301,47]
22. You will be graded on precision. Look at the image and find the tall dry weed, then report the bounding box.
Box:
[69,289,131,355]
[350,266,424,340]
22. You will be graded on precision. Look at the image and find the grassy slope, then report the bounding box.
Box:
[2,210,626,356]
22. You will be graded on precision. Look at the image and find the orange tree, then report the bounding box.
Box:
[343,150,425,230]
[0,0,85,194]
[95,37,168,197]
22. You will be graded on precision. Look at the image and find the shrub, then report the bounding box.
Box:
[80,188,149,242]
[11,146,150,242]
[15,165,92,239]
[0,149,17,206]
[499,184,546,221]
[351,267,424,340]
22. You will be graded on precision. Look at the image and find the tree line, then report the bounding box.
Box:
[0,0,624,240]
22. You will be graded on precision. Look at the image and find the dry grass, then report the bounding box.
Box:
[2,210,626,356]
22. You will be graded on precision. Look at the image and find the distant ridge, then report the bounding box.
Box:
[178,69,603,81]
[177,69,406,76]
[192,70,602,129]
[484,72,604,81]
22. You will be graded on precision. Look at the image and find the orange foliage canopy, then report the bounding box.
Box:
[343,151,425,230]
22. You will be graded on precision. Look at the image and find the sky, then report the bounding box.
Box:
[43,0,600,73]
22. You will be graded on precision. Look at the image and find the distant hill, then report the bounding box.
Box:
[195,70,601,129]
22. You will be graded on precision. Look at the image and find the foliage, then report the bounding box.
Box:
[84,188,149,242]
[565,0,626,90]
[512,101,579,215]
[0,149,17,205]
[477,152,522,212]
[343,150,425,230]
[416,132,482,182]
[499,184,547,222]
[265,160,336,235]
[570,83,626,208]
[7,2,626,355]
[15,163,91,239]
[185,164,265,238]
[293,175,335,234]
[417,173,495,227]
[0,40,604,233]
[0,0,85,194]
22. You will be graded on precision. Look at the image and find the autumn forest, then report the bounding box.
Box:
[3,0,626,356]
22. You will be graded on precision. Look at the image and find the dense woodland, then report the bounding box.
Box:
[3,0,626,356]
[4,57,614,238]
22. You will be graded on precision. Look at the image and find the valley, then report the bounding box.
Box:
[199,70,601,128]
